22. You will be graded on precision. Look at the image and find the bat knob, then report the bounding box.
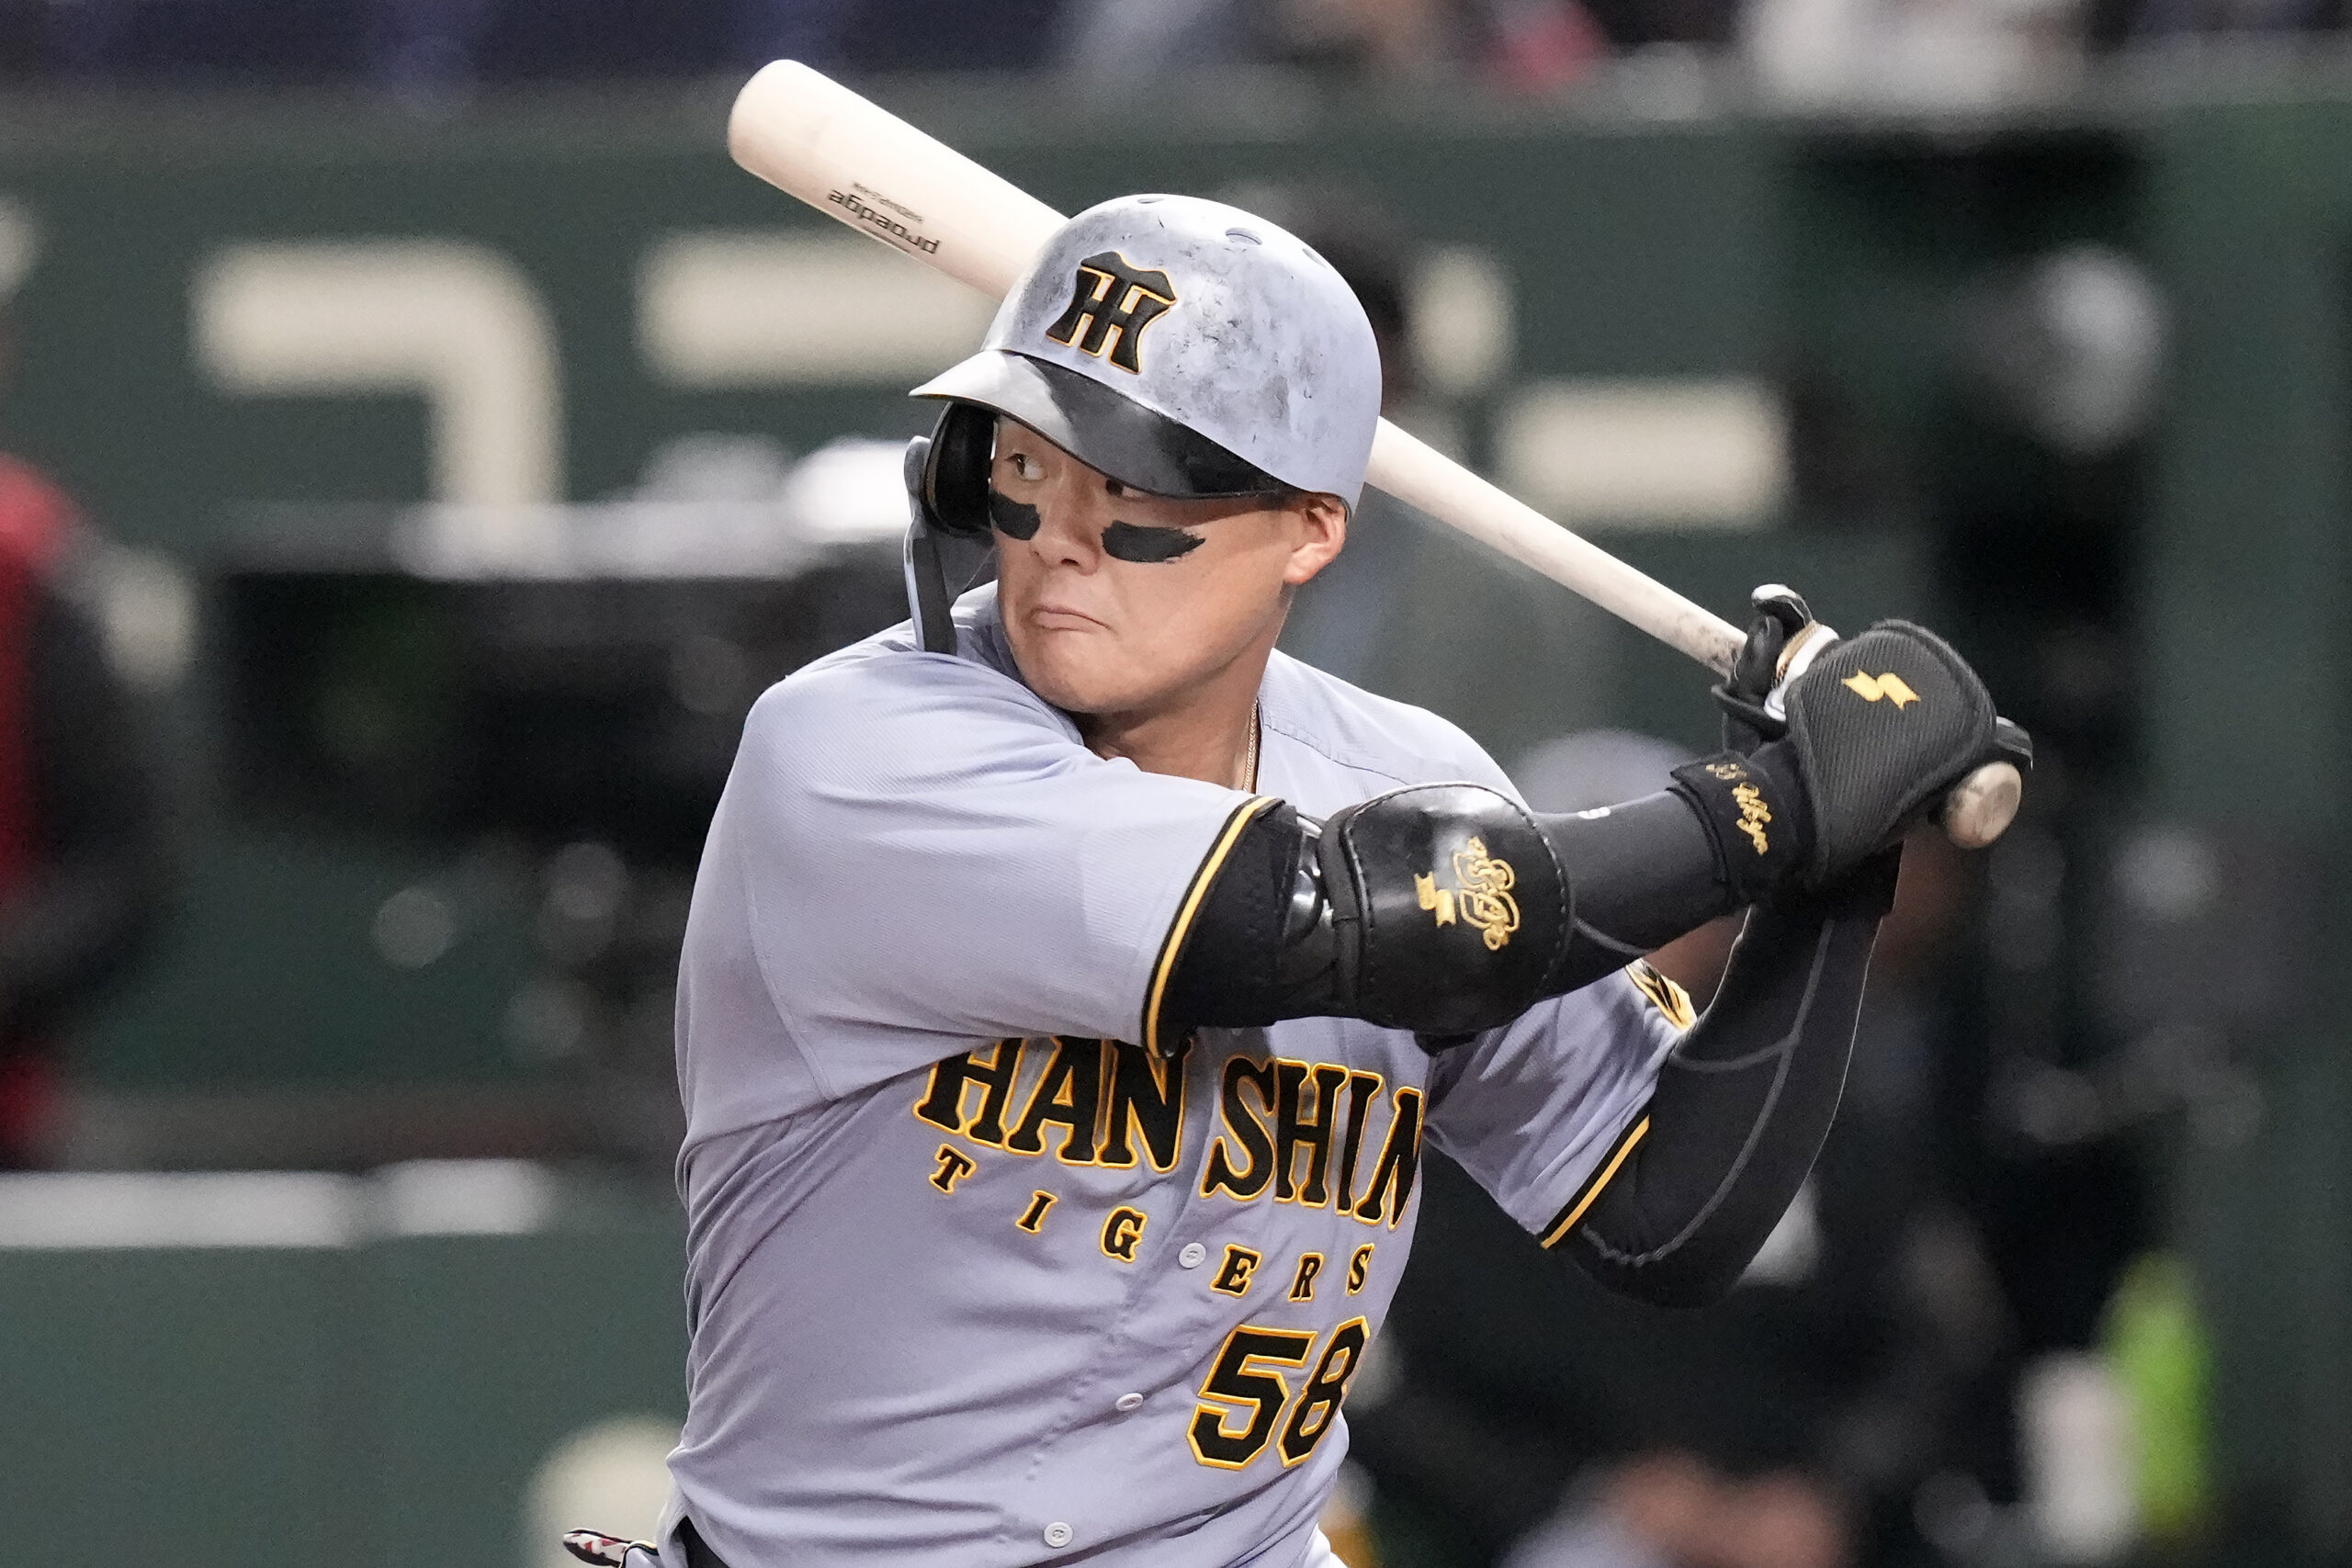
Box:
[1940,761,2023,850]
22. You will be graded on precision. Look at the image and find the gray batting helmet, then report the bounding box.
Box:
[909,193,1384,536]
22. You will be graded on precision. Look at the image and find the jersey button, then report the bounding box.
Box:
[1114,1392,1144,1412]
[1178,1242,1208,1269]
[1043,1522,1075,1550]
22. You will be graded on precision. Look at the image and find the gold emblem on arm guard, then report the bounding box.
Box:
[1415,837,1522,952]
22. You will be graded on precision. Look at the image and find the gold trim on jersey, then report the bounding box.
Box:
[1627,960,1697,1030]
[1539,1113,1651,1249]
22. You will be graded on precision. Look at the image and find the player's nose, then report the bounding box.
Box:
[1027,479,1107,571]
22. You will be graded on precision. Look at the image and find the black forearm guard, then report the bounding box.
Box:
[1549,852,1897,1306]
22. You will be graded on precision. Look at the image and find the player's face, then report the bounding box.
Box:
[989,420,1345,718]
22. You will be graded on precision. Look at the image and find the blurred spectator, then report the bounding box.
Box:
[6,0,1087,85]
[729,0,866,72]
[2121,0,2344,39]
[1504,1455,1846,1568]
[736,0,1072,73]
[366,0,500,96]
[1738,0,2085,107]
[10,0,731,86]
[8,0,2352,88]
[1349,732,2011,1566]
[367,0,730,88]
[0,304,170,1167]
[1064,0,1610,93]
[43,0,365,80]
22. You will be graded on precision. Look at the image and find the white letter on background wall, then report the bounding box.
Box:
[638,231,993,388]
[192,240,562,506]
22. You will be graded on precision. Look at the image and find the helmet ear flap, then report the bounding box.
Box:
[922,402,996,537]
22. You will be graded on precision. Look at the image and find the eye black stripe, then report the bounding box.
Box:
[988,491,1041,540]
[1102,520,1204,563]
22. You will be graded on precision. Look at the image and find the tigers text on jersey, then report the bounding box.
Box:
[662,585,1682,1568]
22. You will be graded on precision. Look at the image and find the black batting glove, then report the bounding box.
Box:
[1665,583,1832,904]
[1668,747,1811,906]
[1775,620,2030,883]
[1676,594,2032,897]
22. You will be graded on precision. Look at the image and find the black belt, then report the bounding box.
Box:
[678,1517,731,1568]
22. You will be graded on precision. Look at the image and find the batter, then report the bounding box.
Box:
[616,194,2015,1568]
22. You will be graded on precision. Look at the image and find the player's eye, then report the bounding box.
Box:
[1005,452,1043,481]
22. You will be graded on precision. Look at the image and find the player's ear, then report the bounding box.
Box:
[1281,492,1347,586]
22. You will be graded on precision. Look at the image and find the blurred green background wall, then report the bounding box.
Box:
[0,1168,685,1565]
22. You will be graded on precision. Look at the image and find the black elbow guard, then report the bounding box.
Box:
[1317,784,1572,1033]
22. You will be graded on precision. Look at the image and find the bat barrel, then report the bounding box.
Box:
[728,61,1065,302]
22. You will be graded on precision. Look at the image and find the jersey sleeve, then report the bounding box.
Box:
[716,647,1261,1100]
[1420,964,1690,1241]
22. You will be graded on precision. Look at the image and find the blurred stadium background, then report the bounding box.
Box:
[0,2,2346,1564]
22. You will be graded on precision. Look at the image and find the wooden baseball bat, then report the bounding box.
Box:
[726,62,2022,850]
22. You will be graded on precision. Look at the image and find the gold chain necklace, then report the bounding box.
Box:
[1243,705,1261,792]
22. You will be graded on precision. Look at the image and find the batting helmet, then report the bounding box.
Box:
[908,193,1385,536]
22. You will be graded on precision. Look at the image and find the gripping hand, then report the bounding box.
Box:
[1779,618,2021,881]
[1677,586,2032,891]
[1713,582,1829,754]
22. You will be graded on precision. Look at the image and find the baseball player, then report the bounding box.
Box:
[609,194,2018,1568]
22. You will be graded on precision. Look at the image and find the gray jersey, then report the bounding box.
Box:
[662,585,1683,1567]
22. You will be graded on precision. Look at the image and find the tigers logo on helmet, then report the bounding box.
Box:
[1044,251,1178,375]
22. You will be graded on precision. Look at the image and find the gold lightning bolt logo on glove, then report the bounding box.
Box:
[1841,671,1921,707]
